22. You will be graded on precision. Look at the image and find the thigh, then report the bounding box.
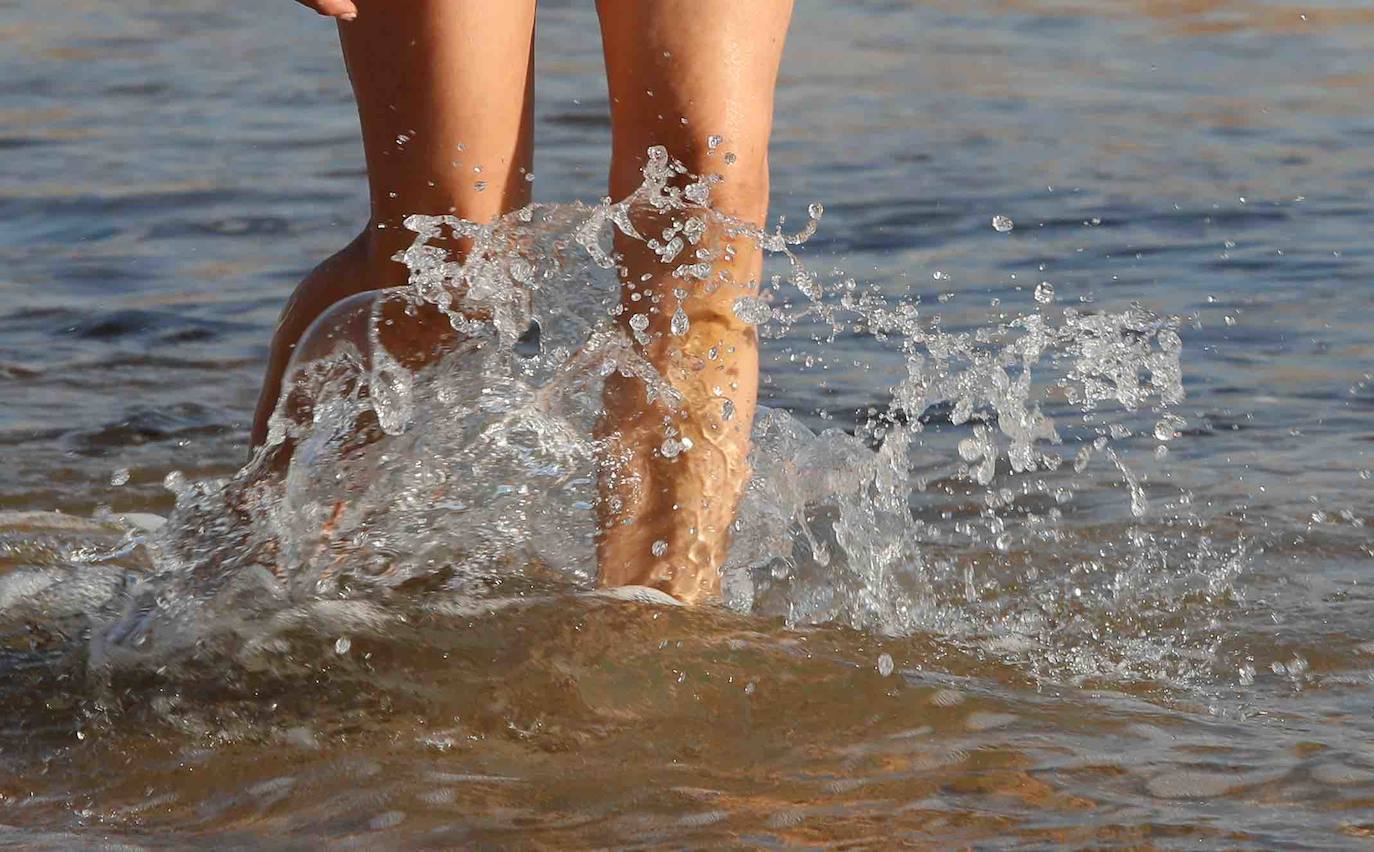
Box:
[342,0,537,231]
[596,0,793,220]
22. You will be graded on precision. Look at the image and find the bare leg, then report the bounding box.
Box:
[252,0,537,445]
[595,1,794,601]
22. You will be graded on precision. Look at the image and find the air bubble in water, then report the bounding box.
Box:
[670,306,690,336]
[877,653,895,677]
[651,539,668,557]
[1154,414,1185,442]
[110,468,131,487]
[162,470,188,496]
[1034,281,1055,304]
[334,637,351,655]
[992,214,1014,232]
[707,134,723,151]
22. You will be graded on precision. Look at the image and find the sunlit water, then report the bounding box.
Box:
[3,0,1374,847]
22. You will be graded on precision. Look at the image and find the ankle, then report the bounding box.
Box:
[356,223,417,289]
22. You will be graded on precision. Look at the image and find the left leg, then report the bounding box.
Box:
[595,0,794,601]
[252,0,537,446]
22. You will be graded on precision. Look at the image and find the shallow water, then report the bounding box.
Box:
[3,0,1374,847]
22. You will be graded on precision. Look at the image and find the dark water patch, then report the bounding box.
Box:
[54,309,251,347]
[235,133,361,152]
[316,167,368,180]
[0,189,340,250]
[62,402,229,453]
[0,137,59,151]
[0,427,66,448]
[101,81,173,98]
[0,306,80,334]
[0,363,42,380]
[147,215,297,240]
[545,109,612,130]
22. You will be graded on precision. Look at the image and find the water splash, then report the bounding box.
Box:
[0,147,1233,691]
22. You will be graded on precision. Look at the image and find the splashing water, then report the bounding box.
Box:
[0,146,1231,697]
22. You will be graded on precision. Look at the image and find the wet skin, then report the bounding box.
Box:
[256,0,794,602]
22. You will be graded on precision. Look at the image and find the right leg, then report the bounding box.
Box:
[594,0,793,602]
[252,0,537,445]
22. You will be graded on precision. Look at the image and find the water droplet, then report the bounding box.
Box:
[877,653,894,677]
[661,437,691,458]
[670,306,690,336]
[474,180,488,192]
[110,468,130,487]
[992,214,1014,232]
[334,637,351,655]
[723,152,737,165]
[162,470,188,495]
[731,296,771,325]
[808,202,824,219]
[1034,281,1055,304]
[721,399,736,421]
[651,539,668,557]
[707,134,723,151]
[628,314,649,332]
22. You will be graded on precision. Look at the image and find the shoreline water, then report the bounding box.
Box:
[2,0,1372,845]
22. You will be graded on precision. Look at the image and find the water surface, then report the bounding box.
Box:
[1,0,1373,846]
